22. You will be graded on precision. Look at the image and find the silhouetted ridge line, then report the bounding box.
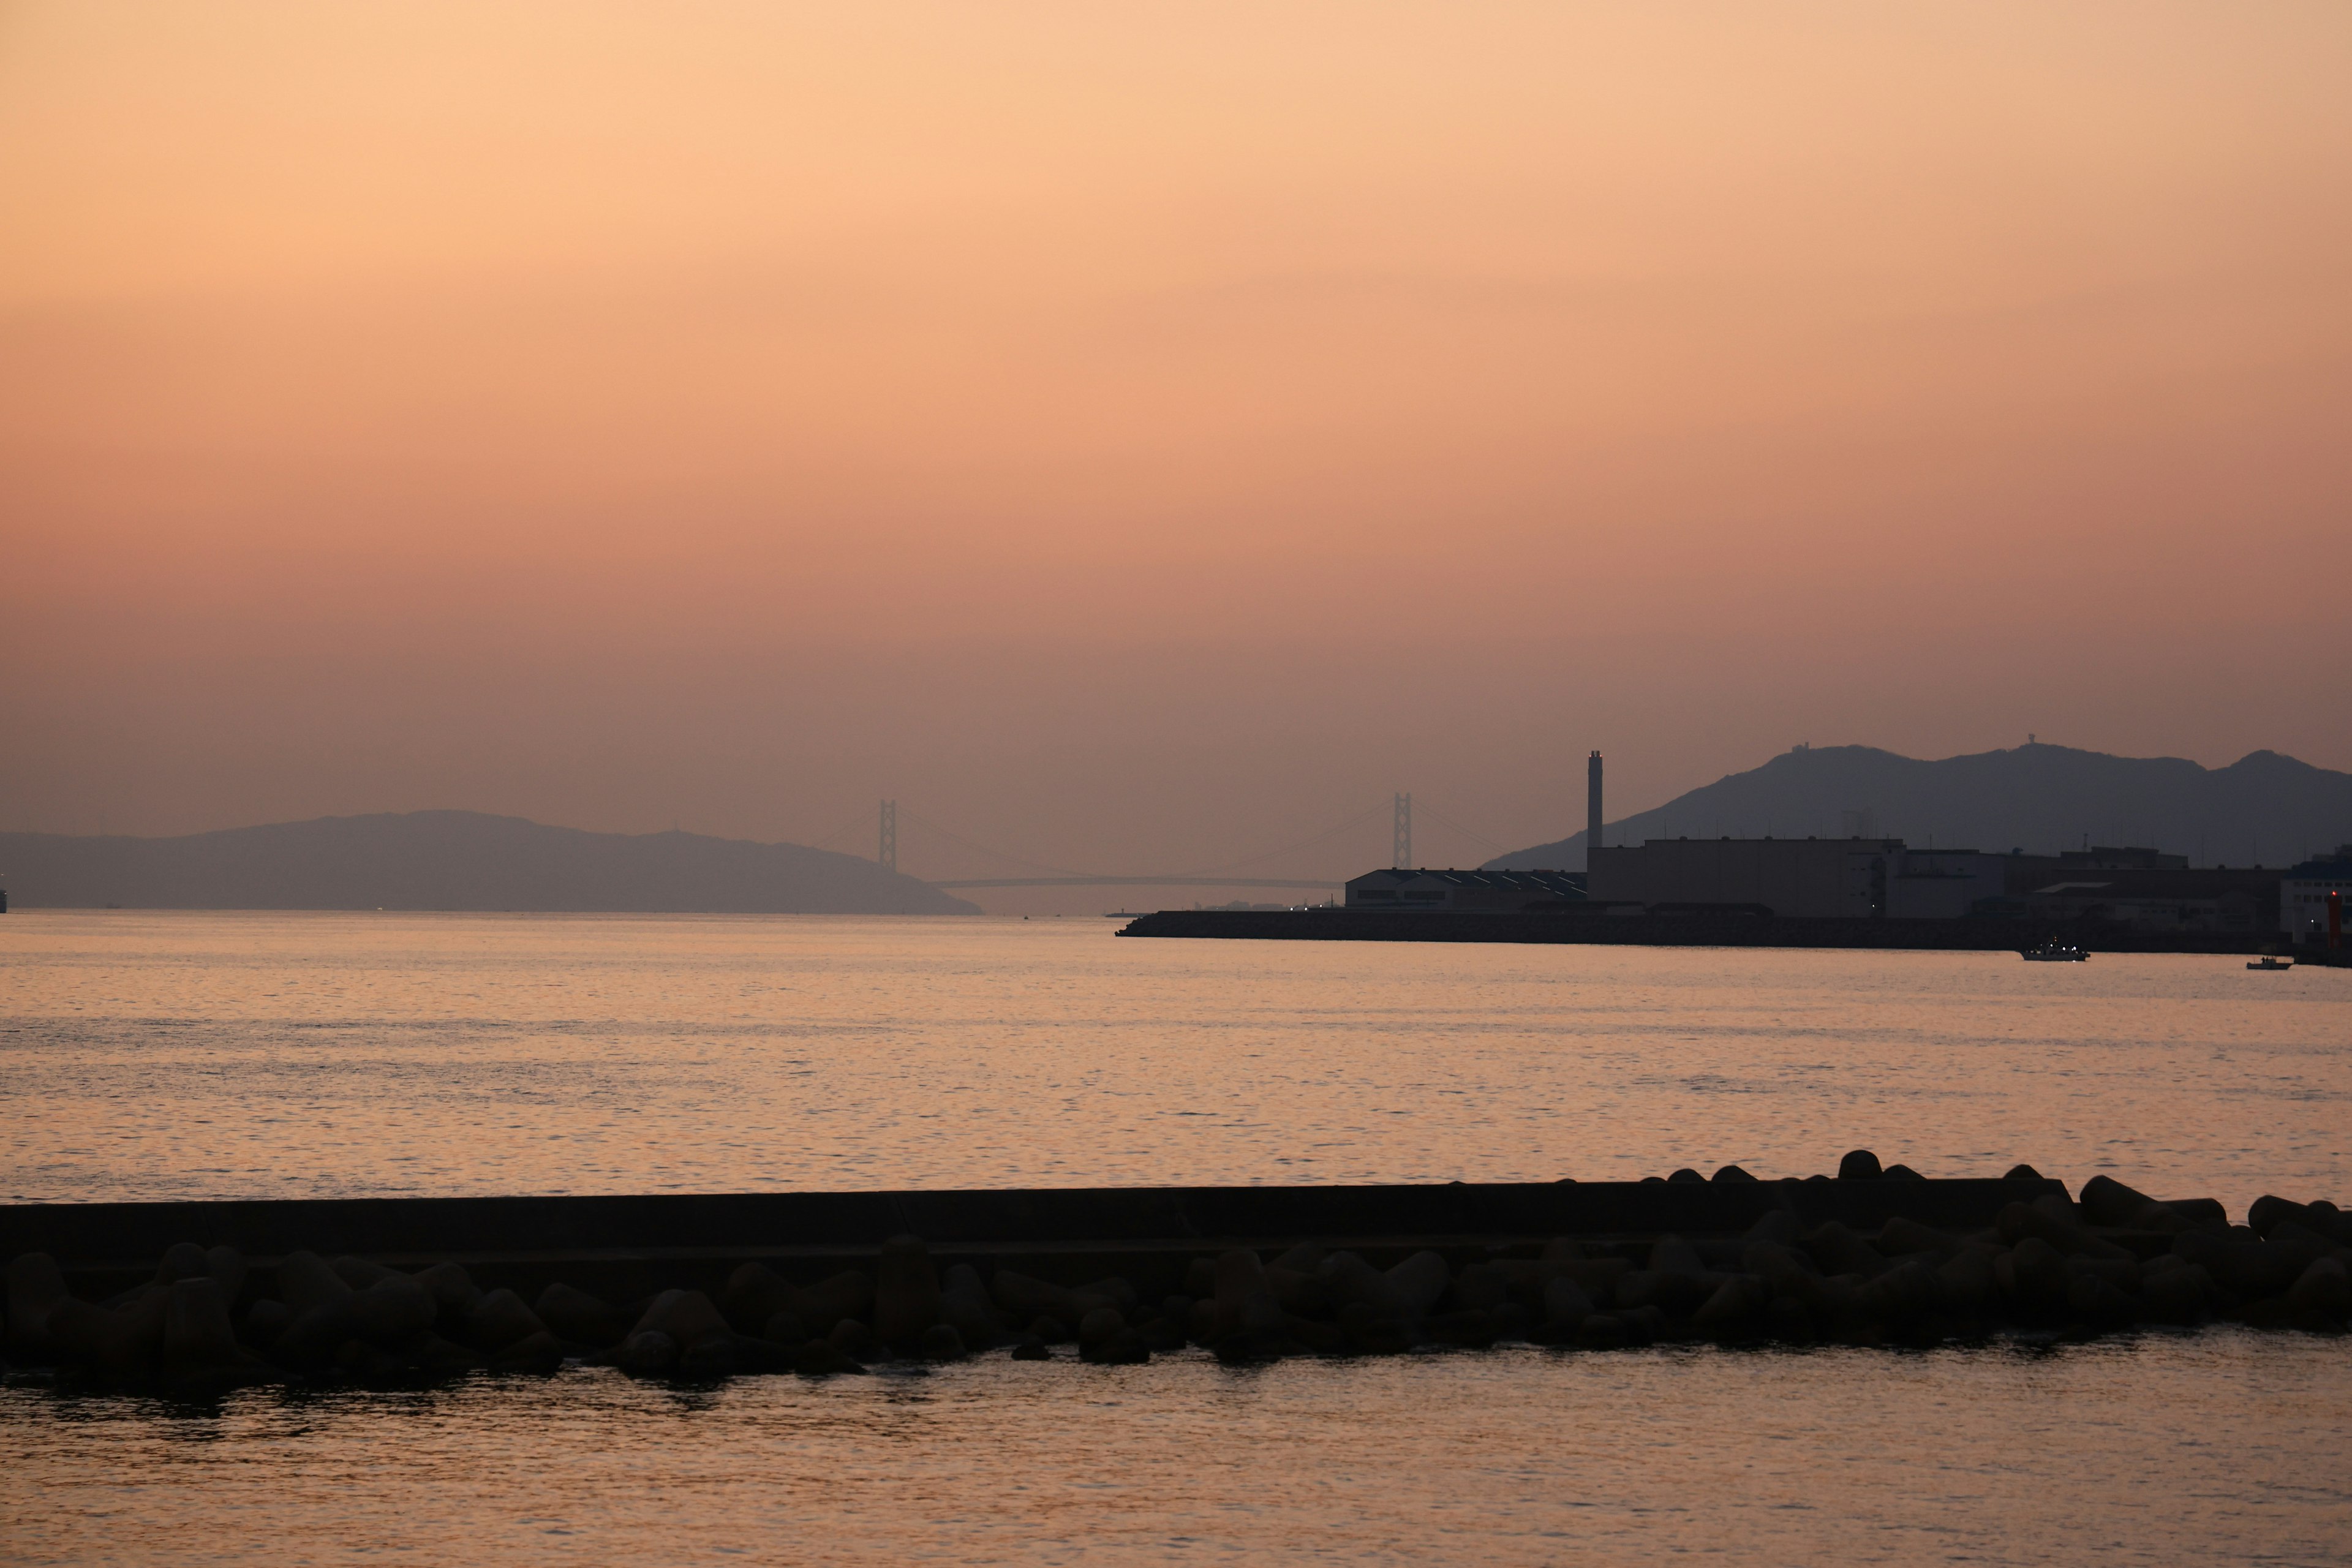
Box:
[0,810,978,914]
[1485,744,2352,873]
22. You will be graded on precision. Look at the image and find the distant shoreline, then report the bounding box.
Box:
[0,809,978,917]
[1118,908,2288,955]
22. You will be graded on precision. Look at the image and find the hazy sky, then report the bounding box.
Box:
[4,2,2348,906]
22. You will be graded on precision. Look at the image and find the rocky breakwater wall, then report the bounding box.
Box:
[2,1159,2345,1393]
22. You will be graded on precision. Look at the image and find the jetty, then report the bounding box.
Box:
[5,1161,2346,1389]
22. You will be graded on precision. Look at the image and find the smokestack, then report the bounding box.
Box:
[1587,750,1604,869]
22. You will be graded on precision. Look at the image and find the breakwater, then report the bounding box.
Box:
[1118,908,2287,952]
[6,1163,2345,1392]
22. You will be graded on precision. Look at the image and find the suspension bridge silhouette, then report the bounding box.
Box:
[927,875,1344,890]
[845,796,1507,892]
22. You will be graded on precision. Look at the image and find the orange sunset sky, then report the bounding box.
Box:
[3,2,2348,903]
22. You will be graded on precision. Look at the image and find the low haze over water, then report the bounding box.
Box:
[4,912,2348,1564]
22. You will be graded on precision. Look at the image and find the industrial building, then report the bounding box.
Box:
[1351,750,2315,931]
[2282,848,2352,945]
[1344,868,1585,912]
[2046,846,2188,872]
[1989,861,2276,930]
[1575,750,2010,919]
[1587,836,1912,918]
[1885,848,2012,919]
[2021,876,2272,933]
[1585,837,2283,928]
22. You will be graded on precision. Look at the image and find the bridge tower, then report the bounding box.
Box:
[878,799,897,874]
[1393,792,1412,870]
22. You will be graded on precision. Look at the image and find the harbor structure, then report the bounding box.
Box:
[2021,873,2272,933]
[2282,847,2352,945]
[1586,835,1910,918]
[1885,848,2012,919]
[1581,837,2284,929]
[1344,868,1585,911]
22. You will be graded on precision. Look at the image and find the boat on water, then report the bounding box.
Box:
[2248,956,2293,971]
[2022,943,2087,962]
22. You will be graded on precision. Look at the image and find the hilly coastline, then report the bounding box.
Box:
[1487,744,2352,872]
[0,811,979,914]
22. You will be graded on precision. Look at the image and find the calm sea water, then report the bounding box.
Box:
[1,911,2345,1205]
[3,911,2348,1565]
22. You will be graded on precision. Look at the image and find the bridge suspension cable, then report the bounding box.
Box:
[876,794,1518,886]
[894,806,1096,879]
[929,875,1343,890]
[1411,797,1511,858]
[802,810,878,855]
[1163,797,1392,878]
[898,802,1389,882]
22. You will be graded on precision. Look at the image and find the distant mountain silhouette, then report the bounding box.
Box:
[1487,744,2352,872]
[0,810,979,914]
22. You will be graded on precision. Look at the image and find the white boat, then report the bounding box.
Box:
[2022,943,2087,962]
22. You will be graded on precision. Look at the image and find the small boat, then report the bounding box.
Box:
[2247,956,2293,971]
[2022,943,2087,962]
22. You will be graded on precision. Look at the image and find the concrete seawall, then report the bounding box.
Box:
[5,1178,2059,1301]
[1117,909,2285,952]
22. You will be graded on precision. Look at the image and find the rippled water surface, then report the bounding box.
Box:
[7,1337,2350,1566]
[1,911,2345,1205]
[4,911,2348,1564]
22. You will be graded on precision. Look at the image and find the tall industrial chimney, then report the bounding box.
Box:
[1586,750,1604,869]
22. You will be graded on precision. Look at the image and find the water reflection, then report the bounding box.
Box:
[17,1336,2344,1565]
